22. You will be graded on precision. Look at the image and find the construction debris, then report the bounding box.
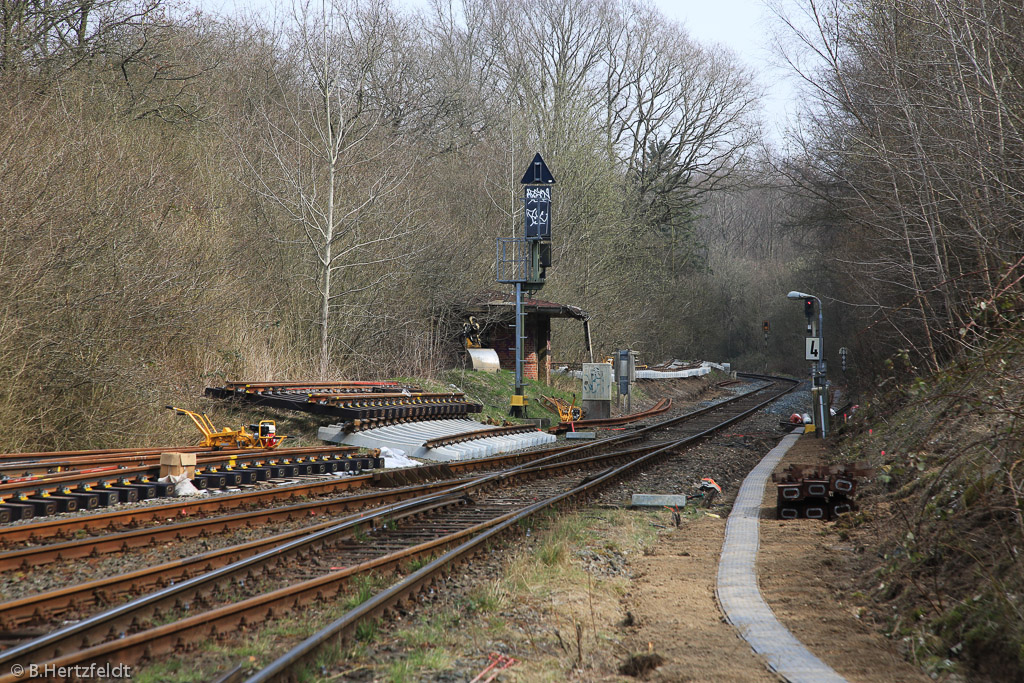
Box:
[698,477,721,507]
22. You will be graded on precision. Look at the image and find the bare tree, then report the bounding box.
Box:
[599,2,760,243]
[240,0,421,378]
[0,0,165,76]
[773,0,1024,368]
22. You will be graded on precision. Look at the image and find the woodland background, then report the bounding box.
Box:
[0,0,1021,451]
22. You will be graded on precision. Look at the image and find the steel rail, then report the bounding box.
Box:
[221,381,412,391]
[304,391,469,402]
[0,446,208,462]
[0,478,469,570]
[0,473,378,545]
[0,492,477,669]
[0,439,668,629]
[0,376,796,681]
[421,424,540,449]
[555,397,672,431]
[0,444,590,545]
[0,376,774,540]
[0,507,510,683]
[0,482,471,628]
[245,376,797,682]
[0,437,672,668]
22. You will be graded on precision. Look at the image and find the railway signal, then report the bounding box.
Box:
[762,319,770,372]
[497,153,555,416]
[787,290,829,438]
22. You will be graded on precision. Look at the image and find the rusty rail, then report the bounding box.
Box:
[0,375,797,682]
[554,398,672,431]
[222,380,416,393]
[422,424,539,449]
[0,440,665,628]
[0,438,670,671]
[0,443,586,543]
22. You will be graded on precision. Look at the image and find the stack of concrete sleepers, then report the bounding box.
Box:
[318,419,556,462]
[634,366,712,379]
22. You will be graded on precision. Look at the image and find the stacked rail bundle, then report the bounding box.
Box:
[773,462,874,520]
[205,381,483,429]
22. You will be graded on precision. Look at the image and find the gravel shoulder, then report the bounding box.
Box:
[323,379,931,682]
[757,436,930,683]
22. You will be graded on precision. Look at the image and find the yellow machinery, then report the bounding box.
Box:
[541,395,583,423]
[167,406,285,450]
[463,316,500,373]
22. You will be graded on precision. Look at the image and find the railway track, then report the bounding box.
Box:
[0,439,673,664]
[0,446,381,522]
[244,373,797,682]
[0,373,795,681]
[554,396,673,431]
[0,442,598,546]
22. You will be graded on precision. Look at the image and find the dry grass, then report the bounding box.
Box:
[834,336,1024,681]
[337,507,664,682]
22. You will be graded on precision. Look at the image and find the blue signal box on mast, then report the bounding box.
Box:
[496,153,556,416]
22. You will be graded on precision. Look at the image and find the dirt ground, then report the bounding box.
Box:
[756,437,929,682]
[621,435,930,682]
[623,516,777,682]
[320,386,935,682]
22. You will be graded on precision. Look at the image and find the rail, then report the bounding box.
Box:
[0,375,798,681]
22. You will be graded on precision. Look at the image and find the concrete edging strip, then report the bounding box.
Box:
[716,428,849,683]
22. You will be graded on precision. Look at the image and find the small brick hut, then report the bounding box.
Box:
[462,294,590,385]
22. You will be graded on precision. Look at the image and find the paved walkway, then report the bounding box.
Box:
[716,429,849,683]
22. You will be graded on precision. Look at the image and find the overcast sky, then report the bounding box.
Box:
[651,0,798,140]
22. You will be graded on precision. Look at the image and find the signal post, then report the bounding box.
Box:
[497,154,555,417]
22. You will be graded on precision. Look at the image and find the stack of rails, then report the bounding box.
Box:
[0,446,208,476]
[773,461,874,520]
[0,445,382,522]
[204,381,482,427]
[206,381,556,462]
